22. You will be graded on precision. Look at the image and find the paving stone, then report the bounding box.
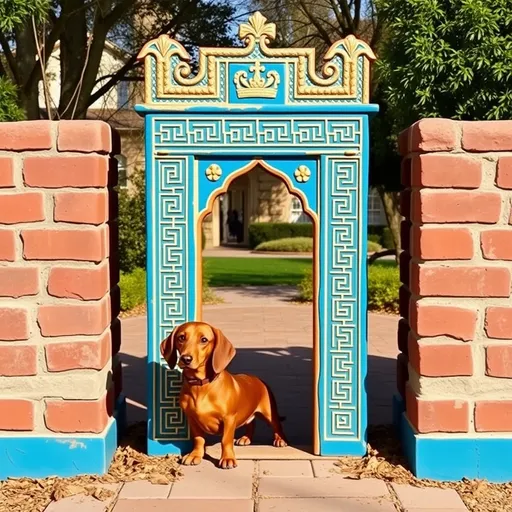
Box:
[311,460,343,478]
[113,499,254,511]
[44,485,120,512]
[118,480,171,499]
[258,476,389,498]
[392,484,467,510]
[169,460,254,499]
[258,497,397,511]
[260,460,313,477]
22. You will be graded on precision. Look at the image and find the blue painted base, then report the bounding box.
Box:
[393,393,512,483]
[0,395,126,480]
[147,419,192,456]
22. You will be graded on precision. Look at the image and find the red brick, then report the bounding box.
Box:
[397,352,409,398]
[38,298,110,337]
[481,230,512,261]
[411,154,482,188]
[0,192,45,224]
[400,189,411,217]
[399,251,410,287]
[0,345,37,376]
[45,390,113,433]
[406,386,469,433]
[486,346,512,378]
[398,318,410,355]
[475,401,512,432]
[0,400,34,431]
[54,191,108,225]
[412,190,501,224]
[411,226,473,260]
[408,337,473,377]
[462,121,512,152]
[57,121,112,154]
[0,230,15,261]
[399,285,411,319]
[410,302,477,341]
[398,129,410,157]
[0,267,39,298]
[0,308,29,341]
[45,330,111,372]
[23,155,108,188]
[410,119,458,153]
[410,264,509,298]
[496,157,512,189]
[485,307,512,339]
[48,263,109,300]
[0,121,52,151]
[22,227,108,262]
[0,157,14,187]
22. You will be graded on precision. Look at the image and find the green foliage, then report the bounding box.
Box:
[367,241,382,253]
[118,169,146,273]
[248,223,313,249]
[120,268,146,312]
[0,0,49,32]
[367,262,400,314]
[255,237,313,253]
[368,234,381,244]
[0,78,25,122]
[377,0,512,130]
[298,262,399,313]
[382,227,394,250]
[202,259,222,304]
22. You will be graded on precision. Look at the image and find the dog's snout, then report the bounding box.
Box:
[180,354,193,366]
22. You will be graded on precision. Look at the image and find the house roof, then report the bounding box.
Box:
[87,109,143,131]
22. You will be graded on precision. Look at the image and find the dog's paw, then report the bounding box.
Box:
[235,436,252,446]
[219,457,238,469]
[181,453,203,466]
[273,436,288,448]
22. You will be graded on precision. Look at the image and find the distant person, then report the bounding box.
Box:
[228,209,243,243]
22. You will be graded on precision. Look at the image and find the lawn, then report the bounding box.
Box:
[203,257,312,287]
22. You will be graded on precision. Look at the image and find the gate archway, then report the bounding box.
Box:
[136,12,378,457]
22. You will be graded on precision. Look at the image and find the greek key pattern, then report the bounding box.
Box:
[154,156,190,440]
[324,157,360,440]
[153,117,361,150]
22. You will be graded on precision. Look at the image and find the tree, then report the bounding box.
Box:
[377,0,512,133]
[0,0,237,120]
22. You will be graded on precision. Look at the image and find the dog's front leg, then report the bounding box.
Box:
[219,415,237,469]
[181,420,205,466]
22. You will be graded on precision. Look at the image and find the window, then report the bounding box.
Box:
[116,154,128,188]
[289,196,311,223]
[117,81,129,109]
[368,188,386,226]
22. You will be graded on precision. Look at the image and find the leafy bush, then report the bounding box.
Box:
[120,268,146,311]
[248,222,313,249]
[367,241,382,253]
[367,263,400,313]
[368,234,381,245]
[296,262,399,313]
[118,168,146,272]
[382,227,395,250]
[255,237,313,253]
[0,78,25,122]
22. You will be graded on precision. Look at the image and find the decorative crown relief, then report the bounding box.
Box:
[234,61,280,99]
[137,11,375,104]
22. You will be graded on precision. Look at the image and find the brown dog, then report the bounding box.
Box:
[160,321,287,469]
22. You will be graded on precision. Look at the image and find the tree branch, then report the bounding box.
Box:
[298,0,333,46]
[0,32,20,84]
[334,0,356,33]
[329,0,348,34]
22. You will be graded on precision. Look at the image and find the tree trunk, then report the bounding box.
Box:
[376,186,401,262]
[16,25,40,119]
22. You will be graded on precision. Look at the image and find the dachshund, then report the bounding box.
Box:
[160,321,287,469]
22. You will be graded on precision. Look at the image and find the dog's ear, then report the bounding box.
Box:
[160,328,178,369]
[212,327,236,374]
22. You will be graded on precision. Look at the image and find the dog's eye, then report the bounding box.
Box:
[200,337,208,344]
[178,334,185,342]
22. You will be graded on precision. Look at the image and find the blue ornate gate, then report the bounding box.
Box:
[136,12,378,457]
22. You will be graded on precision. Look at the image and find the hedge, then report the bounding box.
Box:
[255,237,313,252]
[248,222,313,249]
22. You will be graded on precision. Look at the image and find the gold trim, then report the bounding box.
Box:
[137,12,375,104]
[195,159,320,452]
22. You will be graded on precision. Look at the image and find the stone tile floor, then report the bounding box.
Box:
[43,288,469,511]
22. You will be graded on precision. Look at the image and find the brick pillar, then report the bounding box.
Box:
[0,121,124,479]
[395,119,512,482]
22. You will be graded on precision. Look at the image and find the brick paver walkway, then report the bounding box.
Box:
[42,288,469,511]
